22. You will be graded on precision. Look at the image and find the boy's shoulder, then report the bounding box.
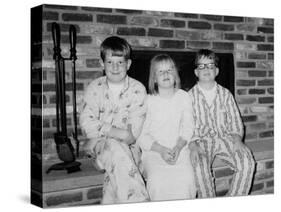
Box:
[127,77,146,93]
[216,83,232,96]
[86,76,106,90]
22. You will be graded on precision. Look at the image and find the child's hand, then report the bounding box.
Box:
[169,146,181,165]
[84,140,97,159]
[189,141,206,167]
[231,134,245,152]
[159,146,174,165]
[122,124,135,145]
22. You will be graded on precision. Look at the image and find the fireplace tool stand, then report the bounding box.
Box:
[46,22,81,174]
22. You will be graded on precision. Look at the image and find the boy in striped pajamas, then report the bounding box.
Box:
[188,49,255,198]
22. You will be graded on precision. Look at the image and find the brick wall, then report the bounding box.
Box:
[32,4,274,197]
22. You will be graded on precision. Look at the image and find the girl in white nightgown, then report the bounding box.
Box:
[137,54,196,201]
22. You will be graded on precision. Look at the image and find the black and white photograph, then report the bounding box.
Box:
[2,0,279,211]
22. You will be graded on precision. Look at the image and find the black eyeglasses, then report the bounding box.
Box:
[197,63,216,70]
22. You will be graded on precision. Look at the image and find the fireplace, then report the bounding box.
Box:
[129,50,235,94]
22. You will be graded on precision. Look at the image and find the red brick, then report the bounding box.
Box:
[249,89,265,95]
[257,44,273,51]
[43,11,58,20]
[249,123,266,130]
[257,27,274,34]
[223,16,244,22]
[236,43,256,51]
[245,132,258,140]
[237,97,256,104]
[86,59,101,68]
[248,53,266,60]
[186,41,211,49]
[115,9,142,14]
[236,62,256,68]
[257,61,273,70]
[248,70,267,77]
[160,40,185,49]
[258,79,273,86]
[237,89,247,95]
[62,13,93,22]
[258,97,273,104]
[148,28,173,37]
[174,13,198,18]
[201,31,223,40]
[130,17,158,26]
[200,14,223,21]
[259,130,274,138]
[214,23,234,31]
[236,80,255,86]
[175,30,200,40]
[188,21,211,29]
[213,42,234,50]
[246,35,265,42]
[236,24,256,32]
[97,14,126,24]
[77,71,103,80]
[254,171,273,181]
[117,27,146,36]
[46,192,83,206]
[161,19,186,28]
[224,33,244,40]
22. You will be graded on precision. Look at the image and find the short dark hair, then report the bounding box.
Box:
[195,49,219,66]
[100,36,132,61]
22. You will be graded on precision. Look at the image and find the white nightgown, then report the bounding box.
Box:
[137,89,196,201]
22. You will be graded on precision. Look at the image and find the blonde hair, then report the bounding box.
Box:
[148,54,181,95]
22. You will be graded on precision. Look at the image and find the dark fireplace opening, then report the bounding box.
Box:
[129,50,235,94]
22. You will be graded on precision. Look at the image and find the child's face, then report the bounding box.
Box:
[195,56,219,83]
[101,51,131,84]
[155,61,176,89]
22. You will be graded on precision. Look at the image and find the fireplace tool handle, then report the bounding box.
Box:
[46,22,81,174]
[69,25,79,157]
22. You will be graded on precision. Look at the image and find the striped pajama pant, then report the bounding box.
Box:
[193,137,255,198]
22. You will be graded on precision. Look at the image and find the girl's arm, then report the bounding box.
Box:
[180,92,195,144]
[136,99,155,151]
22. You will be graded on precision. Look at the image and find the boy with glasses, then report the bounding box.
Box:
[188,49,255,198]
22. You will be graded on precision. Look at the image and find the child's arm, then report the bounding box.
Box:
[127,85,147,140]
[80,83,112,147]
[180,92,195,145]
[225,91,244,139]
[107,124,135,145]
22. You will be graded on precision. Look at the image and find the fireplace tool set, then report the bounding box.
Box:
[46,22,81,174]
